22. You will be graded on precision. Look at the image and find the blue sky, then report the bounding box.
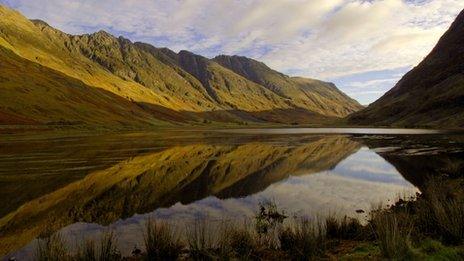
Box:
[1,0,463,105]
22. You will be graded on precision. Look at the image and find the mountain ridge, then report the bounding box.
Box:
[0,4,362,128]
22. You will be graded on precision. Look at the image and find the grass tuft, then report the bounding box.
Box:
[143,219,183,260]
[98,232,121,261]
[326,215,364,240]
[186,219,218,260]
[34,233,68,261]
[371,210,415,259]
[74,239,97,261]
[223,222,260,259]
[279,218,327,260]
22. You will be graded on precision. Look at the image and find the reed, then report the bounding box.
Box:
[279,218,327,260]
[34,233,68,261]
[143,219,183,260]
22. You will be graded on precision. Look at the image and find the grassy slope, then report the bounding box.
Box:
[0,45,168,127]
[348,9,464,128]
[213,55,363,117]
[0,4,363,127]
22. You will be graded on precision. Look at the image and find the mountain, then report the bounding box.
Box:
[349,9,464,128]
[0,5,361,128]
[213,55,363,117]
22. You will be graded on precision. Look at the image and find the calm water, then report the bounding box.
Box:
[1,128,464,259]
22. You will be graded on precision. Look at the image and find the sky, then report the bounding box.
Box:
[1,0,463,105]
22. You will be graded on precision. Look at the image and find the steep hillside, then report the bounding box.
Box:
[349,9,464,128]
[214,55,363,116]
[0,45,169,127]
[0,4,361,127]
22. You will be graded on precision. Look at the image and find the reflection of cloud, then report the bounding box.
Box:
[332,147,410,185]
[11,144,418,258]
[58,170,416,257]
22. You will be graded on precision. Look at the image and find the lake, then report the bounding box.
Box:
[1,128,464,259]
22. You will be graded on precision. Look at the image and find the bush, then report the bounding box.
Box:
[255,200,287,235]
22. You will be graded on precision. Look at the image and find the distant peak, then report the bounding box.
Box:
[91,30,114,38]
[178,50,208,60]
[30,19,50,27]
[178,50,195,55]
[214,54,257,62]
[118,36,132,44]
[214,54,268,67]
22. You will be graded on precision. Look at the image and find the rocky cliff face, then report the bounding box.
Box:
[349,9,464,128]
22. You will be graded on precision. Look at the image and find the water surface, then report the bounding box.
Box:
[1,128,463,259]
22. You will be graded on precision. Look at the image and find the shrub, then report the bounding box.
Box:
[255,200,287,235]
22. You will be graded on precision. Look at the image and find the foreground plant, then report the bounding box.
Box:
[74,239,97,261]
[98,232,121,261]
[35,233,68,261]
[279,218,327,260]
[144,219,183,260]
[371,210,415,259]
[325,215,364,240]
[186,219,218,260]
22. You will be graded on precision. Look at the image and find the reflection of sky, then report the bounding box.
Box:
[10,145,418,259]
[331,147,412,186]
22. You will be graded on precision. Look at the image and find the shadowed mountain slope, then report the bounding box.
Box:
[0,5,361,127]
[349,9,464,128]
[214,55,363,116]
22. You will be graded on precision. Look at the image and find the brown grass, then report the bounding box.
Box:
[143,219,183,260]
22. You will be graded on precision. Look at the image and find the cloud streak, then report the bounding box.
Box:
[1,0,463,104]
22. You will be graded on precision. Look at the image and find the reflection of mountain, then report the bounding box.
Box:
[360,137,464,189]
[0,132,215,217]
[0,135,360,256]
[379,152,464,189]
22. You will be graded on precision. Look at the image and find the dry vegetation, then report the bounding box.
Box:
[31,177,464,260]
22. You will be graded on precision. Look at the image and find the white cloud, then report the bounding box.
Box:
[1,0,463,103]
[261,0,463,79]
[346,78,399,89]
